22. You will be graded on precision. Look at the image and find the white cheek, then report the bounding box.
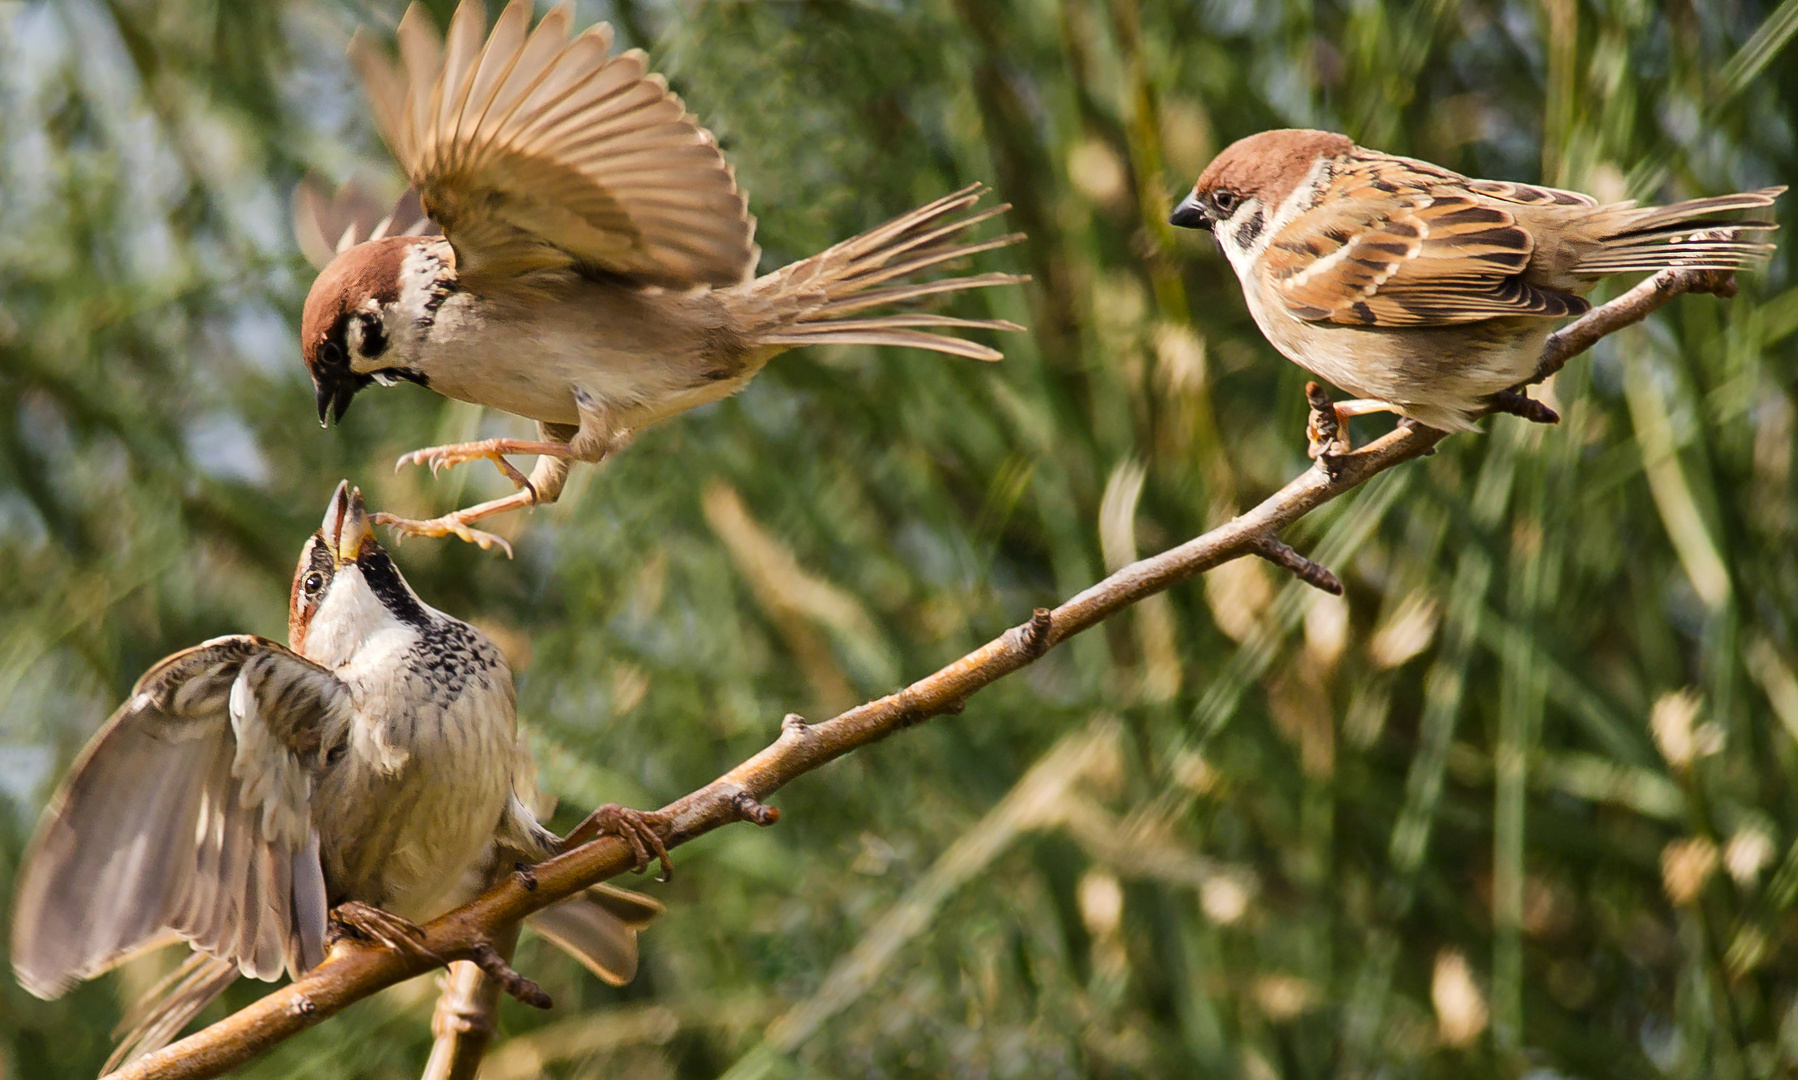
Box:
[1214,199,1269,279]
[1216,157,1336,284]
[305,567,405,669]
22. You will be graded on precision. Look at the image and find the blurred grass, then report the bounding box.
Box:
[3,0,1798,1077]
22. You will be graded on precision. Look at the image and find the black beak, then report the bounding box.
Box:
[1169,192,1212,230]
[315,372,371,427]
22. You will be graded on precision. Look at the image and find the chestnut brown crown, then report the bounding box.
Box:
[1173,129,1354,228]
[299,236,420,424]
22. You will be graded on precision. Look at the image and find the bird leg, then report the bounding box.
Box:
[378,396,629,552]
[564,803,674,882]
[375,429,580,554]
[328,901,551,1009]
[1332,399,1403,419]
[1304,382,1361,461]
[372,492,535,556]
[395,438,574,484]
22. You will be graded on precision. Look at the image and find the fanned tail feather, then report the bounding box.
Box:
[1576,185,1783,276]
[745,184,1027,361]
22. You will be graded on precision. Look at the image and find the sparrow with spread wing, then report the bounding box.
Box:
[296,0,1026,551]
[1170,129,1781,435]
[11,484,665,1070]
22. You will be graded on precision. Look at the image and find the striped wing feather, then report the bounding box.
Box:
[1263,158,1588,327]
[1465,178,1601,208]
[351,0,756,290]
[10,637,345,1002]
[292,176,436,271]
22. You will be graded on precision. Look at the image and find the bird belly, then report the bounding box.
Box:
[418,286,758,434]
[315,691,517,921]
[1247,291,1552,431]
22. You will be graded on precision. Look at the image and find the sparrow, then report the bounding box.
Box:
[11,483,665,1070]
[1170,129,1781,433]
[297,0,1026,552]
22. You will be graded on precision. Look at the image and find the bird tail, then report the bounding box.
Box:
[1575,186,1783,275]
[98,884,664,1070]
[740,184,1027,361]
[525,882,665,986]
[105,951,240,1073]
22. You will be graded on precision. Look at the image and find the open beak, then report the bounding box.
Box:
[1169,191,1212,230]
[321,480,376,562]
[314,371,371,428]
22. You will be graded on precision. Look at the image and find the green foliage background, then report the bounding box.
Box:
[3,0,1797,1076]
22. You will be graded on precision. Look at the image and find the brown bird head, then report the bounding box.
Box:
[300,236,425,426]
[1170,129,1354,233]
[290,481,429,658]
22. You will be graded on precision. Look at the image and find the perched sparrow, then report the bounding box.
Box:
[297,0,1025,551]
[11,483,663,1069]
[1171,129,1781,433]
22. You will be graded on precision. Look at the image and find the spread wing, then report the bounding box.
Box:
[1261,157,1589,327]
[292,174,438,271]
[350,0,757,291]
[11,637,348,999]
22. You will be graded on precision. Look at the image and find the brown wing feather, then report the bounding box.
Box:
[10,637,345,1001]
[1465,178,1602,208]
[292,176,437,271]
[352,0,756,290]
[1263,157,1588,327]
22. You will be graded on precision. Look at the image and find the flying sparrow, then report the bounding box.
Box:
[1170,129,1781,434]
[298,0,1026,552]
[11,483,665,1069]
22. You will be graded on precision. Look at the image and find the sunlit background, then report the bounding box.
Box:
[3,0,1797,1076]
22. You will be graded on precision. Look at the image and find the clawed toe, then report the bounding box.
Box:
[371,511,515,557]
[395,438,572,486]
[396,446,471,477]
[566,804,674,882]
[1304,382,1353,463]
[329,901,433,958]
[327,901,551,1008]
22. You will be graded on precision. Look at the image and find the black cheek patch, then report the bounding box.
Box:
[358,313,389,358]
[1234,208,1266,249]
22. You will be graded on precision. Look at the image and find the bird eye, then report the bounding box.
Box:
[1212,189,1241,214]
[319,340,347,368]
[302,571,326,597]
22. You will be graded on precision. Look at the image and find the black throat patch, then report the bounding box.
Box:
[356,548,502,702]
[356,548,430,629]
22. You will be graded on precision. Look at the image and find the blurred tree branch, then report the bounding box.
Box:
[417,926,519,1080]
[101,266,1738,1080]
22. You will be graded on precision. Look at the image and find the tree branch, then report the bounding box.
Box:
[418,926,519,1080]
[101,266,1731,1080]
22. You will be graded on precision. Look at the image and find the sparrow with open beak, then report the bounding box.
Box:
[297,0,1026,552]
[1171,129,1781,434]
[11,483,664,1070]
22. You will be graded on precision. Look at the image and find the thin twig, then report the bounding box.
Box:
[101,266,1726,1080]
[1251,537,1344,595]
